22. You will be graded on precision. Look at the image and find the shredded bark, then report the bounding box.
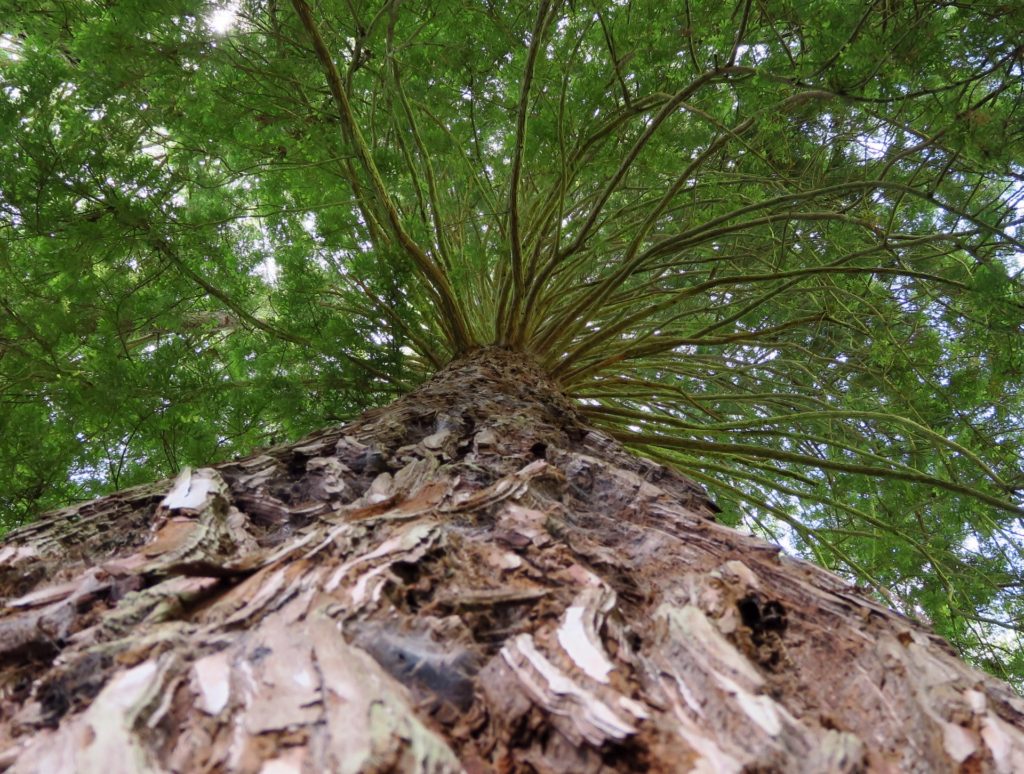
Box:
[1,347,1022,772]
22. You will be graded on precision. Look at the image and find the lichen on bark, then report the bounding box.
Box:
[1,348,1023,772]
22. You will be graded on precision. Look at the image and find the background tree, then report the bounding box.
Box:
[1,0,1024,761]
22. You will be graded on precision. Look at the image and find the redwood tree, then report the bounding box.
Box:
[1,0,1024,769]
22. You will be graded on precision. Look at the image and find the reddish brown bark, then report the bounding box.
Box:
[1,347,1022,772]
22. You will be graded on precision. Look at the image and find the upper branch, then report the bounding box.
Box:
[290,0,473,352]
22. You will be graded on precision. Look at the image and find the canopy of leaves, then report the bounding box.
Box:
[2,0,1023,683]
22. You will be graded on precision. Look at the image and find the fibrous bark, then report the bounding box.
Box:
[1,347,1022,772]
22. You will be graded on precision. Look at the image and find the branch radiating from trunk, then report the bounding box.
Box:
[290,0,474,353]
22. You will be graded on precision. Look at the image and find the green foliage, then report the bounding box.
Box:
[2,0,1022,685]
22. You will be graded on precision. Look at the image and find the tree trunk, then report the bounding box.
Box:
[1,347,1022,772]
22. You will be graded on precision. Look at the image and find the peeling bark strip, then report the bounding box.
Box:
[1,348,1023,772]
